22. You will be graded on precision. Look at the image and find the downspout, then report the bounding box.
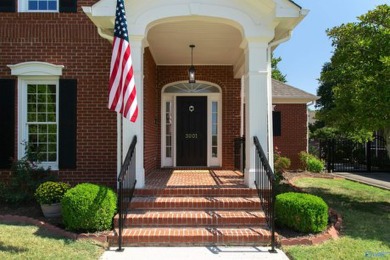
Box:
[266,31,292,168]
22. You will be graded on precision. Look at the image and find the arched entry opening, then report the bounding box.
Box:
[161,82,222,168]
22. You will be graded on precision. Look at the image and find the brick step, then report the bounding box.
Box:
[108,226,273,246]
[114,210,266,227]
[128,196,261,210]
[133,188,258,197]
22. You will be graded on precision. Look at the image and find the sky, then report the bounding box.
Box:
[274,0,389,98]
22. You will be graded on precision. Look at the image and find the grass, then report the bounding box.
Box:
[0,223,105,260]
[282,177,390,260]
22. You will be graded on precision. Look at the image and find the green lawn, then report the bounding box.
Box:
[0,224,105,260]
[283,177,390,260]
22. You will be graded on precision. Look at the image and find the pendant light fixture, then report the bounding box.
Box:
[188,44,196,83]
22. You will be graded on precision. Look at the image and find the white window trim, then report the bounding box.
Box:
[8,62,64,170]
[18,0,59,13]
[18,77,59,170]
[161,81,222,168]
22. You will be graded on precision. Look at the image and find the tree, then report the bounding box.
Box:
[272,56,287,83]
[317,4,390,156]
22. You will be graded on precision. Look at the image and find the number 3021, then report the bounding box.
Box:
[185,133,198,139]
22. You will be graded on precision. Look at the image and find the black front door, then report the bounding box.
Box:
[176,96,207,166]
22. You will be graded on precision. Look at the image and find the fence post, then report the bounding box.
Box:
[367,141,372,172]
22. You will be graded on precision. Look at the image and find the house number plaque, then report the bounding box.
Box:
[185,133,198,139]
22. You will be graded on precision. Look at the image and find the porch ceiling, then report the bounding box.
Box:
[147,20,243,66]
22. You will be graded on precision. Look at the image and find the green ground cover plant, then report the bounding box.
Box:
[283,177,390,259]
[0,224,104,260]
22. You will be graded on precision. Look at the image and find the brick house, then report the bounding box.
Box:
[0,0,315,189]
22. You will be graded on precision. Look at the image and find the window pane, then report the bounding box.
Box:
[29,1,38,10]
[38,125,48,133]
[38,85,46,93]
[212,136,217,146]
[166,136,171,146]
[47,113,56,122]
[38,104,46,112]
[28,94,36,103]
[37,113,46,122]
[48,153,57,162]
[38,1,47,10]
[48,125,57,133]
[48,1,57,10]
[212,147,218,157]
[166,147,171,158]
[38,134,47,143]
[212,102,218,112]
[28,113,37,122]
[166,125,171,135]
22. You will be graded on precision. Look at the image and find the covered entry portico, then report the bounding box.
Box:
[83,0,307,188]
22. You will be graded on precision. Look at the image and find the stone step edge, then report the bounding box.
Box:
[133,188,258,197]
[113,210,267,226]
[108,226,274,246]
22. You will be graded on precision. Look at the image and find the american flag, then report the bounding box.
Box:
[108,0,138,122]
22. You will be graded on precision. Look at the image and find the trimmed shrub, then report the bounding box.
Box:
[299,151,324,173]
[34,181,71,205]
[276,192,328,233]
[62,183,117,232]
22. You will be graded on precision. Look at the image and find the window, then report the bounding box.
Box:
[18,0,59,12]
[165,101,172,158]
[211,101,218,157]
[28,0,58,11]
[26,83,58,164]
[273,111,281,136]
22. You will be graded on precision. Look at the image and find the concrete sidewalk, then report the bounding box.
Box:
[333,172,390,190]
[100,246,290,260]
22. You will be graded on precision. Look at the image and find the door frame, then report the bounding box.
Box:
[161,81,222,168]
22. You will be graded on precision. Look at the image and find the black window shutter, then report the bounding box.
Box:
[59,79,77,169]
[59,0,77,13]
[273,111,281,136]
[0,0,16,12]
[0,79,15,168]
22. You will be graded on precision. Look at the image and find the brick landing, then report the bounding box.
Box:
[108,170,274,246]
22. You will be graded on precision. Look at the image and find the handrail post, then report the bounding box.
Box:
[116,135,137,252]
[253,136,277,253]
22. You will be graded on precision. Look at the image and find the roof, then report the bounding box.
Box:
[272,79,319,104]
[288,0,302,9]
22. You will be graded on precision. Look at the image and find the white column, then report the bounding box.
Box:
[243,40,270,188]
[121,36,145,188]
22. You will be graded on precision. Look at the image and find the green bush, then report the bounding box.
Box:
[4,143,57,205]
[34,181,71,205]
[274,147,291,183]
[299,151,324,173]
[62,183,117,232]
[275,192,328,233]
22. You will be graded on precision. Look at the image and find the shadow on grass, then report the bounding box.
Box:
[297,186,390,246]
[0,241,28,254]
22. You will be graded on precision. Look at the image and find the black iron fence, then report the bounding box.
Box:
[117,135,137,251]
[253,136,277,253]
[319,135,390,172]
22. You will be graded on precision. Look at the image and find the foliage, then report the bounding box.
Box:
[34,181,71,205]
[274,147,291,183]
[2,143,57,205]
[0,224,105,260]
[316,5,390,153]
[299,151,324,173]
[275,192,328,233]
[62,183,117,232]
[271,56,287,83]
[284,178,390,259]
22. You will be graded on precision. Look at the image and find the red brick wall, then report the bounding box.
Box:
[143,48,158,174]
[273,104,308,170]
[156,66,241,169]
[0,4,117,188]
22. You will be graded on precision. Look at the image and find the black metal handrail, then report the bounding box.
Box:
[117,135,137,252]
[253,136,277,253]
